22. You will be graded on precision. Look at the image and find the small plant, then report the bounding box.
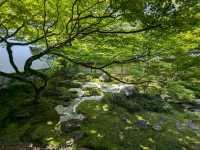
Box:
[103,93,171,112]
[83,88,102,97]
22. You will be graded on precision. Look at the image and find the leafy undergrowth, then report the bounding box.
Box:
[1,81,200,150]
[76,101,200,150]
[0,83,68,147]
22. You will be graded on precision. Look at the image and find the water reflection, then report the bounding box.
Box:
[0,43,49,73]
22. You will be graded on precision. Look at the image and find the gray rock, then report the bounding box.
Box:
[82,82,101,89]
[11,111,31,120]
[75,72,86,79]
[58,80,71,86]
[71,131,86,142]
[68,88,84,98]
[153,124,162,131]
[61,119,82,133]
[119,84,135,96]
[102,84,135,96]
[55,105,69,115]
[176,121,184,130]
[187,120,199,130]
[99,73,111,82]
[135,120,149,128]
[0,77,11,89]
[77,148,91,150]
[195,99,200,105]
[158,116,167,124]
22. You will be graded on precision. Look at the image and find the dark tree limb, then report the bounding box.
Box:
[51,52,152,85]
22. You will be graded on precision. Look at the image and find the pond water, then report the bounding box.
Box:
[0,43,49,73]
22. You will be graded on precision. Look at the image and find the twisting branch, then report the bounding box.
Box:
[8,33,58,46]
[0,0,7,8]
[5,43,20,73]
[100,69,151,84]
[0,71,41,104]
[0,0,172,104]
[7,23,25,39]
[96,24,161,34]
[43,0,49,48]
[51,52,151,85]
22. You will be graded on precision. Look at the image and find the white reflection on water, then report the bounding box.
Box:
[0,42,49,73]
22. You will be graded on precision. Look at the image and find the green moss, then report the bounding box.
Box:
[1,79,200,149]
[83,87,102,97]
[102,93,171,113]
[0,122,32,144]
[0,86,60,145]
[76,101,200,150]
[29,123,67,146]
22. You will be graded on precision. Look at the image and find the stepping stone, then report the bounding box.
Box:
[176,121,185,130]
[135,120,149,128]
[61,119,82,133]
[152,124,162,131]
[187,120,199,130]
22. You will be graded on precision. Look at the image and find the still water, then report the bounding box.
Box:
[0,43,49,73]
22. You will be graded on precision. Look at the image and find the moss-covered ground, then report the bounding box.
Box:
[0,77,200,150]
[76,101,200,150]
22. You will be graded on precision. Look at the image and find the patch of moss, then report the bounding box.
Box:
[83,87,102,97]
[29,123,67,146]
[0,84,61,145]
[102,93,172,113]
[0,122,32,144]
[76,101,200,150]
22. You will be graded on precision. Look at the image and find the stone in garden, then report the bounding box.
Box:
[135,120,149,128]
[153,124,162,131]
[68,88,84,98]
[176,121,182,130]
[158,116,167,124]
[77,148,91,150]
[58,80,71,86]
[195,99,200,105]
[65,138,74,146]
[187,120,199,130]
[102,84,135,96]
[83,82,101,89]
[55,105,68,115]
[176,121,187,130]
[119,84,135,96]
[60,119,82,133]
[99,73,111,82]
[71,131,86,142]
[11,111,31,120]
[0,77,10,89]
[76,72,86,79]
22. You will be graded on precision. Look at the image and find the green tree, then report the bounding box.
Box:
[0,0,199,103]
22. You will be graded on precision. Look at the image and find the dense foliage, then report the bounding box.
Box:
[0,1,200,148]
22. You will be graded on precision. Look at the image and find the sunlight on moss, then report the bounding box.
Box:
[126,119,132,124]
[95,105,101,111]
[136,115,145,120]
[90,130,97,134]
[148,138,155,143]
[140,145,152,150]
[66,138,74,146]
[97,133,104,138]
[119,132,124,140]
[47,121,53,125]
[91,115,97,119]
[178,138,183,142]
[102,104,109,111]
[46,138,60,149]
[124,126,133,130]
